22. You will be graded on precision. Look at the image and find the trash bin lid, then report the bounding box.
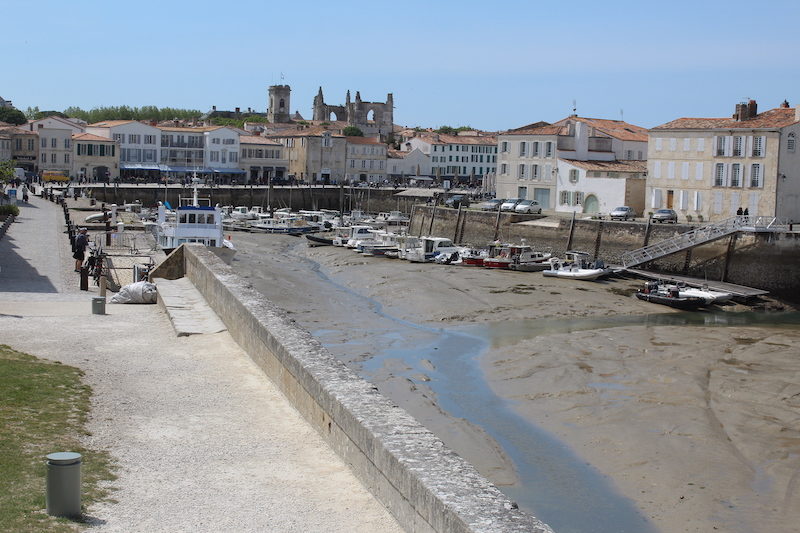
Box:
[46,452,82,465]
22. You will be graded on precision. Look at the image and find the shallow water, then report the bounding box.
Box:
[294,248,800,532]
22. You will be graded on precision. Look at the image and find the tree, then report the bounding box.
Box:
[0,107,26,125]
[24,106,40,119]
[343,126,363,137]
[0,160,16,184]
[435,125,472,135]
[34,110,68,120]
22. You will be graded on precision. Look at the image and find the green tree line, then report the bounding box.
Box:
[25,105,204,123]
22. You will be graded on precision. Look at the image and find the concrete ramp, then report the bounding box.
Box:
[153,277,227,336]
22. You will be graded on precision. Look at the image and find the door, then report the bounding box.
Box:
[517,186,528,200]
[583,194,599,214]
[534,188,550,209]
[666,190,674,209]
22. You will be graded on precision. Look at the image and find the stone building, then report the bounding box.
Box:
[647,99,800,222]
[345,136,387,184]
[239,134,288,183]
[312,88,394,139]
[266,125,347,184]
[0,125,38,172]
[72,133,120,182]
[267,85,292,124]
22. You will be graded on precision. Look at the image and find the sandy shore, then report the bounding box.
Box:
[229,232,800,533]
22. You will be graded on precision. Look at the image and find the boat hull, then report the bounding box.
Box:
[635,292,706,310]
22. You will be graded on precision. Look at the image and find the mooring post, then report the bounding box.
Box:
[721,233,738,282]
[428,206,436,235]
[454,205,462,243]
[643,217,653,247]
[493,205,502,241]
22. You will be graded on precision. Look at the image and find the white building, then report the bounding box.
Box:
[204,126,244,180]
[556,159,647,215]
[387,148,431,181]
[496,116,648,210]
[86,120,162,179]
[403,132,497,184]
[25,116,85,176]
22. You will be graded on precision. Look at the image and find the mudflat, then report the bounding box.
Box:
[230,232,800,533]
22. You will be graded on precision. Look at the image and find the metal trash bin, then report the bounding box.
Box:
[92,297,105,315]
[46,452,82,518]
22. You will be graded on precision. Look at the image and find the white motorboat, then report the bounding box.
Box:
[541,254,609,281]
[663,282,733,304]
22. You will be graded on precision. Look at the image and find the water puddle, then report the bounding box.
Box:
[297,248,800,532]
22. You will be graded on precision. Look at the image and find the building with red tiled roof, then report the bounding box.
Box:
[497,115,649,213]
[647,99,800,222]
[345,136,387,184]
[0,124,38,172]
[72,132,120,181]
[240,134,288,183]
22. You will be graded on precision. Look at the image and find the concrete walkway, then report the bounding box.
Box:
[0,195,402,532]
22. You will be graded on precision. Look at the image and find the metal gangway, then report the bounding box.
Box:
[621,216,786,268]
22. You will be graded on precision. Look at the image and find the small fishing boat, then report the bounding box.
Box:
[305,233,335,247]
[635,282,706,310]
[405,237,460,263]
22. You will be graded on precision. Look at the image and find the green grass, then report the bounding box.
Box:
[0,345,115,531]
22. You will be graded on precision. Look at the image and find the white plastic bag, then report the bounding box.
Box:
[110,281,158,304]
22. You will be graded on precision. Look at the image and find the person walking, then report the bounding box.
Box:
[73,228,89,272]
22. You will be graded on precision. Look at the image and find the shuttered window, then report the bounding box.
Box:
[695,162,704,181]
[653,161,661,179]
[714,163,724,186]
[681,162,689,180]
[667,161,675,179]
[651,188,662,208]
[694,191,702,210]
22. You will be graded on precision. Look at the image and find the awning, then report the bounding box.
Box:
[394,188,446,198]
[121,163,162,170]
[212,168,246,174]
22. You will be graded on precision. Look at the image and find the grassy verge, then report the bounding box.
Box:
[0,344,115,532]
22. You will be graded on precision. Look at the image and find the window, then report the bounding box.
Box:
[669,138,677,151]
[518,164,526,178]
[532,142,540,156]
[569,169,578,183]
[714,163,725,186]
[229,152,238,162]
[716,136,726,156]
[519,142,527,156]
[731,164,741,187]
[682,162,689,180]
[51,153,56,163]
[143,149,157,162]
[210,151,219,162]
[64,138,70,149]
[41,153,46,162]
[144,135,156,144]
[750,164,762,187]
[625,150,632,159]
[694,191,702,210]
[752,136,764,157]
[788,133,796,152]
[733,136,743,156]
[545,142,553,157]
[322,134,332,148]
[501,141,508,152]
[560,190,570,205]
[64,154,69,164]
[212,138,220,144]
[653,161,661,179]
[683,138,691,151]
[51,138,57,148]
[41,137,47,148]
[695,162,704,181]
[28,139,34,150]
[223,138,235,145]
[501,163,507,174]
[129,134,141,144]
[696,138,705,152]
[114,134,124,143]
[532,164,539,179]
[667,161,675,179]
[655,138,663,151]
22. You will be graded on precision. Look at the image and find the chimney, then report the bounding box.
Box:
[734,102,747,121]
[212,105,217,111]
[747,99,758,119]
[780,99,790,108]
[235,107,240,114]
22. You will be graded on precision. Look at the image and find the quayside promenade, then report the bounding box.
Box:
[0,194,403,532]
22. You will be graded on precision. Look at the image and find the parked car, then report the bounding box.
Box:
[514,199,542,214]
[500,198,522,211]
[477,199,503,211]
[650,209,678,223]
[444,194,470,208]
[609,206,637,220]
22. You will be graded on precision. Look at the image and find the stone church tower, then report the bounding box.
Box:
[267,85,291,123]
[312,87,394,138]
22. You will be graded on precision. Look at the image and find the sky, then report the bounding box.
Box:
[4,0,799,131]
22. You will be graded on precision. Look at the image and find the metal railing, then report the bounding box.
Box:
[621,216,784,268]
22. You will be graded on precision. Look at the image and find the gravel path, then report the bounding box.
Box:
[1,195,402,532]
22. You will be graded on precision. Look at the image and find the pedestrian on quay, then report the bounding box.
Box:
[73,227,89,272]
[737,207,743,216]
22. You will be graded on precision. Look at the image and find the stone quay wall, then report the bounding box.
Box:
[86,185,417,214]
[410,206,800,301]
[150,244,552,533]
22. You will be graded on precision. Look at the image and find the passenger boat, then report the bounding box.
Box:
[154,187,235,263]
[635,282,706,310]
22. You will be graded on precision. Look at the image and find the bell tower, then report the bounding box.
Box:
[267,85,291,123]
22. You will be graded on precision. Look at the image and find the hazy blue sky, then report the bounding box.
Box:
[4,0,799,130]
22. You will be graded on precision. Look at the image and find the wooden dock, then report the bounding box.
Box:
[619,268,769,299]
